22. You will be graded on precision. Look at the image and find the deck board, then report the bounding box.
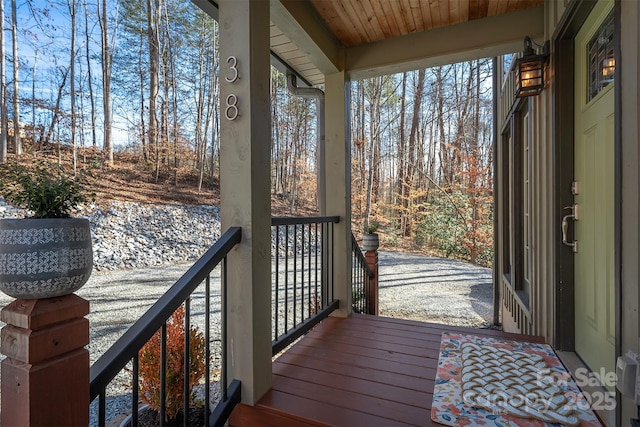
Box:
[232,314,544,427]
[276,350,433,391]
[272,364,431,408]
[282,341,438,380]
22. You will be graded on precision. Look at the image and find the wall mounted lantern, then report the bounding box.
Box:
[514,36,550,98]
[601,57,615,81]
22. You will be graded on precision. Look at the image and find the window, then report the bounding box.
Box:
[501,104,532,307]
[587,10,615,101]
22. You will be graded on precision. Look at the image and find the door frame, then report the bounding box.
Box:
[552,0,596,353]
[552,0,622,418]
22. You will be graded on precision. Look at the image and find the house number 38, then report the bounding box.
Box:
[225,56,239,121]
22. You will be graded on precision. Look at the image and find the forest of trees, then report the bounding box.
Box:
[0,0,494,266]
[351,62,494,266]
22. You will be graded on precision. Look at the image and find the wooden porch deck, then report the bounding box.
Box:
[230,313,546,427]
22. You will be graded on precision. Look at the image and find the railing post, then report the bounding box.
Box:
[1,294,89,426]
[365,250,379,315]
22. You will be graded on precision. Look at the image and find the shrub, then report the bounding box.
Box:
[363,221,379,234]
[138,305,206,422]
[0,161,93,218]
[414,190,494,267]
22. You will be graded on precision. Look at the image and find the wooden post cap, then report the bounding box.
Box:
[1,294,90,426]
[1,294,89,330]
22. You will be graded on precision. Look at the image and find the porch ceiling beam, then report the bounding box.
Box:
[346,6,545,80]
[270,0,343,75]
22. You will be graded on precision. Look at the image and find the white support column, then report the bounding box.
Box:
[218,0,271,405]
[324,71,352,317]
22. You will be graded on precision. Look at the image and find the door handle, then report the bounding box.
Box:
[562,205,578,252]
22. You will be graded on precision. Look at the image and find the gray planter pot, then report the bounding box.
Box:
[362,233,379,251]
[0,218,93,299]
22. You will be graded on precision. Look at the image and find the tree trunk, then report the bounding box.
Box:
[44,68,70,146]
[148,0,160,182]
[0,0,7,163]
[99,0,113,164]
[84,0,97,149]
[364,77,383,231]
[69,0,77,172]
[11,0,20,156]
[138,30,147,161]
[31,50,37,154]
[403,69,425,236]
[435,67,450,186]
[195,14,206,182]
[396,73,407,227]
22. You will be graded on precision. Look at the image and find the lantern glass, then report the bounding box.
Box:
[515,57,544,97]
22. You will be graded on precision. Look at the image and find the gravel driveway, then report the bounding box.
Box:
[378,251,494,327]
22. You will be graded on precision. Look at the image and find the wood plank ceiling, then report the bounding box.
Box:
[309,0,544,47]
[270,0,544,85]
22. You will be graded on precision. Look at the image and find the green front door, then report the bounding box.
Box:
[573,0,615,379]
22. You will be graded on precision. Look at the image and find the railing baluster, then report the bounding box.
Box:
[160,323,167,427]
[99,391,106,427]
[352,248,357,313]
[307,223,312,317]
[293,224,297,327]
[301,223,305,324]
[330,223,334,302]
[274,227,280,340]
[321,222,326,307]
[315,222,319,314]
[205,275,211,427]
[183,298,190,427]
[222,256,228,402]
[284,225,289,334]
[132,356,139,426]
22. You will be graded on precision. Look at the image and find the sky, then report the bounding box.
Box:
[10,0,131,149]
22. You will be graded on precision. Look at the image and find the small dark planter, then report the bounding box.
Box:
[0,217,93,299]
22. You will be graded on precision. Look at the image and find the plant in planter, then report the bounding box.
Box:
[362,221,380,251]
[138,305,207,426]
[0,161,94,299]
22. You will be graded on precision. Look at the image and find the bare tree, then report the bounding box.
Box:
[84,0,97,149]
[68,0,78,171]
[11,0,21,156]
[147,0,160,181]
[396,72,407,224]
[0,0,7,163]
[363,76,383,231]
[98,0,114,164]
[31,50,37,153]
[43,68,70,146]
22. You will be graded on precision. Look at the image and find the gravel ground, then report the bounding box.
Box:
[0,251,494,425]
[378,251,494,327]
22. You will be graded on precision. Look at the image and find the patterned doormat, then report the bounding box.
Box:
[431,333,603,426]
